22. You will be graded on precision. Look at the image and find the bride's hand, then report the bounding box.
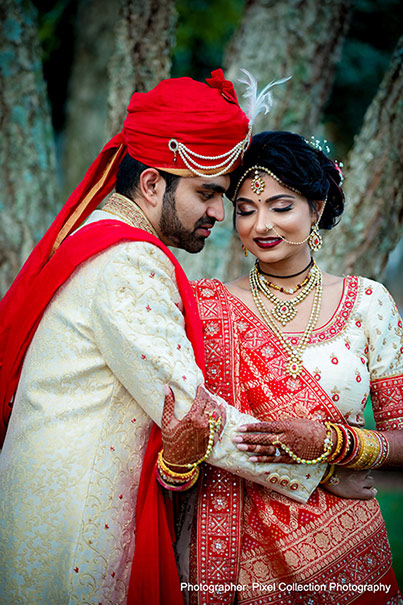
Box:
[233,418,333,463]
[161,384,225,468]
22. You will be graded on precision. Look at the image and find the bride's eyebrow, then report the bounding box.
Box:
[235,194,295,203]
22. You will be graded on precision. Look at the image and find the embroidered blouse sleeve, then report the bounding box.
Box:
[365,282,403,430]
[90,242,320,503]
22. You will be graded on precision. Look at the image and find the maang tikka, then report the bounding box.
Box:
[250,170,265,195]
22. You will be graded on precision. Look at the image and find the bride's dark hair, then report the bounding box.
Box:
[227,131,345,230]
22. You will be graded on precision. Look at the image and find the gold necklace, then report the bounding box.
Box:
[250,263,321,326]
[249,266,323,378]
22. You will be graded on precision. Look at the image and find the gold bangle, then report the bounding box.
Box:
[156,465,200,491]
[158,450,198,480]
[346,428,380,470]
[320,464,336,484]
[371,431,389,468]
[327,423,344,462]
[363,430,381,468]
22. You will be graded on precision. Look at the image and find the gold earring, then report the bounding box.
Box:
[308,223,322,252]
[241,244,249,257]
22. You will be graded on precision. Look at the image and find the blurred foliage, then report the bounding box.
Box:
[324,0,402,154]
[171,0,244,80]
[377,490,403,589]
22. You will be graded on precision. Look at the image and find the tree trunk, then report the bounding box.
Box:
[225,0,352,134]
[175,0,352,281]
[63,0,176,199]
[317,37,403,280]
[62,0,120,199]
[0,0,57,296]
[107,0,177,135]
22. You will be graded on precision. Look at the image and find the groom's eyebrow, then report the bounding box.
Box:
[200,182,227,194]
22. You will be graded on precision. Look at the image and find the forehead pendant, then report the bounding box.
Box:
[250,170,265,195]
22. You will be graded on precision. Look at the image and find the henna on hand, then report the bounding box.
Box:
[161,384,225,467]
[234,419,334,463]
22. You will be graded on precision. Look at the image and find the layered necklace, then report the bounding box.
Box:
[249,260,323,378]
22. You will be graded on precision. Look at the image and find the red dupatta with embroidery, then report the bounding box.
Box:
[190,279,399,605]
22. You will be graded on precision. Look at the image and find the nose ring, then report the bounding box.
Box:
[265,224,273,230]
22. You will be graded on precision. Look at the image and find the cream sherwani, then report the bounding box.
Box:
[0,199,323,604]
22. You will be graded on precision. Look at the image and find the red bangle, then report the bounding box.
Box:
[338,426,360,466]
[331,424,350,464]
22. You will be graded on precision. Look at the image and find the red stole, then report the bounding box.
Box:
[0,219,205,605]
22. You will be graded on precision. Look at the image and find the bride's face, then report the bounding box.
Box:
[234,173,319,266]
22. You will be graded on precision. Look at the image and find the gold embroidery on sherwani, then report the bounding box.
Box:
[102,192,158,236]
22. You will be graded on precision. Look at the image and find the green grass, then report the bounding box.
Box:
[377,490,403,589]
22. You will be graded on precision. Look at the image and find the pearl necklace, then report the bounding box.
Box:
[249,266,323,378]
[250,263,321,326]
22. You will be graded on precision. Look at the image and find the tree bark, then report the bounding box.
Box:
[317,37,403,280]
[107,0,177,135]
[175,0,353,281]
[225,0,352,134]
[62,0,120,199]
[0,0,57,296]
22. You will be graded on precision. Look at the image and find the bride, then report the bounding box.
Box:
[165,130,403,604]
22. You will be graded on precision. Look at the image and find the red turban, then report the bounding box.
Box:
[25,69,250,256]
[123,70,250,175]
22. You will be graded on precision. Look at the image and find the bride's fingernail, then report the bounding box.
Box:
[232,436,243,443]
[249,456,258,462]
[236,444,249,451]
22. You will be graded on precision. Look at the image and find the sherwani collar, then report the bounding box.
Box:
[102,193,159,237]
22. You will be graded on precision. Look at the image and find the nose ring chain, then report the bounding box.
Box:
[265,223,312,246]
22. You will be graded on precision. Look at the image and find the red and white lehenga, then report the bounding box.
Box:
[186,276,403,605]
